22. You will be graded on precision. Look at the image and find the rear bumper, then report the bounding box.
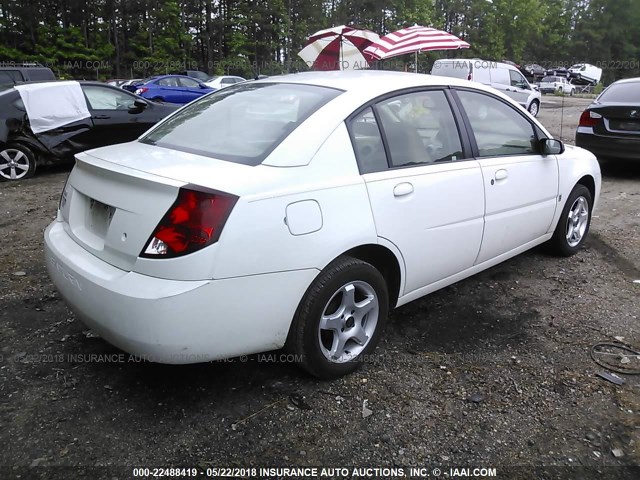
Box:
[44,219,318,363]
[576,128,640,160]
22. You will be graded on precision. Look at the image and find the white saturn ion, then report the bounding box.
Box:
[45,71,601,379]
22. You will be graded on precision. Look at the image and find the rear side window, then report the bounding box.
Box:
[158,77,179,87]
[350,107,388,174]
[0,70,24,84]
[457,90,538,157]
[141,83,342,165]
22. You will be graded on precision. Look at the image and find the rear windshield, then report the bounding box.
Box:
[140,82,342,165]
[541,76,559,82]
[598,82,640,103]
[431,61,470,80]
[27,68,55,81]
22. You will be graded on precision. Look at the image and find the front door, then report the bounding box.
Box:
[453,89,559,264]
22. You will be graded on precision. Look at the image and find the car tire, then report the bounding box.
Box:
[548,184,593,257]
[528,100,540,117]
[151,97,164,103]
[0,143,36,182]
[286,255,389,379]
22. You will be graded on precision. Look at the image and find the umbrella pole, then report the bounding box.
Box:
[415,51,418,73]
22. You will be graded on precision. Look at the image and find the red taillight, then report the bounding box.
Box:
[579,110,601,127]
[141,187,238,258]
[136,87,148,95]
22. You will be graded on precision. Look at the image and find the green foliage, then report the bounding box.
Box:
[0,0,637,81]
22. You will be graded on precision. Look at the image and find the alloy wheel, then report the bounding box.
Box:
[0,148,31,180]
[566,196,590,247]
[318,281,379,363]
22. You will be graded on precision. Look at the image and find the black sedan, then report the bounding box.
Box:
[0,82,178,181]
[576,77,640,161]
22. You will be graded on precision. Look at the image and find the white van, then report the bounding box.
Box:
[431,59,541,117]
[568,64,602,85]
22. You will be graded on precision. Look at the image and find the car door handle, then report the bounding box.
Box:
[92,114,110,119]
[495,169,508,181]
[393,182,414,197]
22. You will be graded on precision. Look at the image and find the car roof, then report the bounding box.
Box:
[611,77,640,85]
[251,70,492,96]
[153,74,200,80]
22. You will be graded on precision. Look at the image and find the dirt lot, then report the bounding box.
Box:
[1,96,639,479]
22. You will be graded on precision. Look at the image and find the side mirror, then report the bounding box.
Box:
[200,84,209,89]
[128,99,147,114]
[533,85,540,91]
[541,138,564,155]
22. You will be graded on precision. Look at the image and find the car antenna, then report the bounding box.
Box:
[560,86,565,141]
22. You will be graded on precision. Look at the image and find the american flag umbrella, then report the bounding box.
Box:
[298,25,380,71]
[363,25,470,72]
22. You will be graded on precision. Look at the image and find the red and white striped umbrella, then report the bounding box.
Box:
[298,25,380,71]
[363,25,470,61]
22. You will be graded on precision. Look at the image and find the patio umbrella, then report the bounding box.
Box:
[364,25,470,72]
[298,25,380,71]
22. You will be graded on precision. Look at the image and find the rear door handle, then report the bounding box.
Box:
[92,114,110,120]
[495,169,508,181]
[393,182,414,197]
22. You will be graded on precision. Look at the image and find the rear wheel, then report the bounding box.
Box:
[287,256,389,379]
[548,184,593,256]
[151,97,164,103]
[0,144,36,182]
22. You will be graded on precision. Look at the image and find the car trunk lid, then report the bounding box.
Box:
[591,105,640,136]
[60,142,264,274]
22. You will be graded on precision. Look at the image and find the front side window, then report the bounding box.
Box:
[375,90,463,167]
[179,77,200,88]
[456,90,538,157]
[83,85,137,110]
[510,70,529,89]
[141,82,342,165]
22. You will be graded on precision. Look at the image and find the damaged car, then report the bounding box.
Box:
[0,81,178,181]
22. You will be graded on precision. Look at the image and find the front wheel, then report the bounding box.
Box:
[528,100,540,117]
[0,143,36,181]
[548,184,593,256]
[286,256,389,379]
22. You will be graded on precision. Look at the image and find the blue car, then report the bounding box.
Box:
[134,75,215,104]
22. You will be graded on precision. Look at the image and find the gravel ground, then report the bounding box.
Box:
[0,96,639,479]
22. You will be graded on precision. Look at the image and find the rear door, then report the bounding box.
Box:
[350,89,485,295]
[156,77,182,103]
[453,89,559,264]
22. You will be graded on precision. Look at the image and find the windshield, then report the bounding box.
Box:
[140,82,342,165]
[541,76,559,83]
[598,82,640,103]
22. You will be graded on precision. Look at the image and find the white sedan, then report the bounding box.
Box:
[204,75,246,89]
[44,71,601,379]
